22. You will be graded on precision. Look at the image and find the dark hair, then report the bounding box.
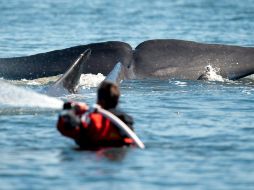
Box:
[97,81,120,109]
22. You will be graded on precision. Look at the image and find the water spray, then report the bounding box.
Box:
[0,80,63,110]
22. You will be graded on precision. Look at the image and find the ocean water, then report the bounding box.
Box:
[0,0,254,190]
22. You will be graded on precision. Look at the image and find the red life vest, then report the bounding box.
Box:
[77,112,134,148]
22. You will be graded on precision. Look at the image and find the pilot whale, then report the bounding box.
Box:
[0,39,254,81]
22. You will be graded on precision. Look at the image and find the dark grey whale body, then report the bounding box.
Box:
[133,40,254,80]
[0,41,132,80]
[1,39,254,80]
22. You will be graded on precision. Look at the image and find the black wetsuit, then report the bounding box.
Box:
[108,108,134,130]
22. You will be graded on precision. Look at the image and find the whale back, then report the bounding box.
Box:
[0,41,133,80]
[133,39,254,80]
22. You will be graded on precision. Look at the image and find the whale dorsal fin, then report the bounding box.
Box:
[48,49,91,95]
[104,62,125,85]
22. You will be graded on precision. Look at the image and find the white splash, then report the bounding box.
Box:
[245,74,254,80]
[27,81,41,85]
[202,65,225,82]
[0,80,63,109]
[79,73,105,89]
[12,75,61,86]
[174,81,187,87]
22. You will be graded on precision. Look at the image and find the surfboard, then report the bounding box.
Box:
[93,104,145,149]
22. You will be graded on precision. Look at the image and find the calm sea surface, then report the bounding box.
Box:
[0,0,254,190]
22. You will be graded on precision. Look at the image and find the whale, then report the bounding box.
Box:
[0,41,132,80]
[133,39,254,80]
[1,39,254,81]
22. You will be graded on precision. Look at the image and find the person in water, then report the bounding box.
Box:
[57,81,134,149]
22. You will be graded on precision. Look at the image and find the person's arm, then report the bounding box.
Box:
[57,101,89,139]
[63,101,88,115]
[57,111,81,139]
